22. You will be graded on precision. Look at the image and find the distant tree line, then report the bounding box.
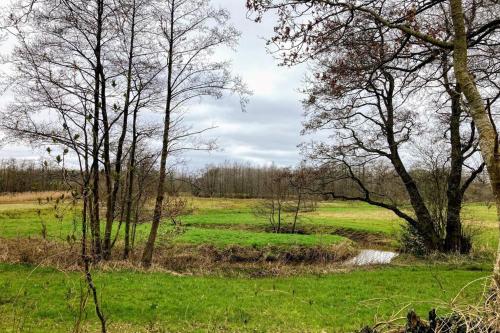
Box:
[187,162,491,202]
[0,159,66,193]
[1,159,492,204]
[189,162,291,198]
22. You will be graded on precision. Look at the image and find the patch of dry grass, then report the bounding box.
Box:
[0,237,356,276]
[0,191,69,204]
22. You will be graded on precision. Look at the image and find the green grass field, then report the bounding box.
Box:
[0,263,491,333]
[0,195,498,332]
[182,200,403,234]
[172,227,347,248]
[0,203,351,249]
[0,198,496,250]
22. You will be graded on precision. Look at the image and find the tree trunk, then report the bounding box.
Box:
[141,110,170,267]
[292,192,301,234]
[277,200,282,233]
[445,85,464,253]
[90,0,105,260]
[141,0,175,268]
[449,0,500,288]
[123,104,139,259]
[383,72,442,251]
[101,69,113,260]
[104,0,138,259]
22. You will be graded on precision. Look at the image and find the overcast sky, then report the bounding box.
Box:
[0,0,308,170]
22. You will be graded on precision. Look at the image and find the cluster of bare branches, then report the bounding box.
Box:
[253,167,317,233]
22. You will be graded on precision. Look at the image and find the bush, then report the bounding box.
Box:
[399,224,429,256]
[399,223,474,256]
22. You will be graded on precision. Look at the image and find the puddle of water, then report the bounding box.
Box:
[347,249,398,266]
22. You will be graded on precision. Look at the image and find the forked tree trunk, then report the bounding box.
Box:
[104,0,138,259]
[449,0,500,288]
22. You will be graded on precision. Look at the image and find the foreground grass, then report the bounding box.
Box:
[0,263,491,333]
[0,194,497,332]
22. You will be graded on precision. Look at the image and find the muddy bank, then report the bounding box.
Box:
[0,238,356,276]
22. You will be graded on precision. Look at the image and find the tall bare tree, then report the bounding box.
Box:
[141,0,248,267]
[101,0,165,259]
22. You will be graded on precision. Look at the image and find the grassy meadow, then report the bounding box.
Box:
[0,263,491,333]
[0,192,497,332]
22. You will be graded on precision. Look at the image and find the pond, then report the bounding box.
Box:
[347,249,398,266]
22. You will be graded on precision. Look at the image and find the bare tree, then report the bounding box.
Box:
[253,167,317,233]
[253,168,291,233]
[247,0,500,270]
[141,0,248,267]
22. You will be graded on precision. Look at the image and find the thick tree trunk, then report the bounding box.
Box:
[391,155,442,251]
[449,0,500,288]
[384,72,442,251]
[445,188,463,252]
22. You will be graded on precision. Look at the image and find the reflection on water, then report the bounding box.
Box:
[347,249,398,266]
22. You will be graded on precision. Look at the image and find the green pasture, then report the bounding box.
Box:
[0,198,497,251]
[0,263,491,332]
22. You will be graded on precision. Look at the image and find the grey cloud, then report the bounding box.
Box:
[0,0,308,171]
